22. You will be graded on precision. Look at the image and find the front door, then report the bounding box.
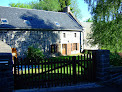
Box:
[62,44,67,55]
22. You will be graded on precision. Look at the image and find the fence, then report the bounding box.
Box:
[13,53,96,89]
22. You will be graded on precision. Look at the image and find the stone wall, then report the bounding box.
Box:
[92,50,122,87]
[107,66,122,86]
[0,30,60,58]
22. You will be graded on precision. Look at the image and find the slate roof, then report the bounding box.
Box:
[0,6,82,31]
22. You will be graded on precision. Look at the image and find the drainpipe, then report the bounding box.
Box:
[80,31,81,53]
[80,28,85,53]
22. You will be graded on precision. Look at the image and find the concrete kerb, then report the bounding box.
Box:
[14,82,104,92]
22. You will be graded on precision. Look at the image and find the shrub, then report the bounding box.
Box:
[26,45,44,61]
[109,52,122,66]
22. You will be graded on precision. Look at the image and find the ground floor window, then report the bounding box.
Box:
[51,44,58,53]
[73,43,77,50]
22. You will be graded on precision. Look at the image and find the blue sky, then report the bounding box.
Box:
[0,0,91,22]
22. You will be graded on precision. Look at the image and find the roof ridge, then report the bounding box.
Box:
[0,6,66,14]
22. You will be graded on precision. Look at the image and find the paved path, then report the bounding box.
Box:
[54,87,122,92]
[14,82,122,92]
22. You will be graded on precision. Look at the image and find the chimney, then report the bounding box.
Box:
[63,6,70,13]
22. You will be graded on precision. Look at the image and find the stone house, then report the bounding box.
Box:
[0,6,83,58]
[80,22,99,52]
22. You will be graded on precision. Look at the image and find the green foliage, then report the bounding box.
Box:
[84,0,122,52]
[84,50,89,54]
[26,45,44,60]
[9,0,61,12]
[70,0,82,19]
[59,0,71,11]
[9,3,33,9]
[9,0,81,20]
[85,18,93,22]
[39,0,61,11]
[109,52,122,66]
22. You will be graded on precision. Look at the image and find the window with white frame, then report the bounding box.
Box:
[63,33,66,38]
[74,33,76,37]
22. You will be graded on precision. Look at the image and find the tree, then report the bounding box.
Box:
[84,0,122,52]
[9,3,33,9]
[70,0,82,20]
[58,0,71,11]
[85,18,93,22]
[38,0,61,11]
[10,0,82,20]
[9,0,61,12]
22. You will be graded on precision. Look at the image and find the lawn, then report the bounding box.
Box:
[19,65,85,75]
[14,55,93,89]
[15,55,92,76]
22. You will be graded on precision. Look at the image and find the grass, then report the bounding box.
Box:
[14,55,93,89]
[15,55,92,75]
[19,65,86,75]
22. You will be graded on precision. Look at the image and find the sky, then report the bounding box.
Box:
[0,0,91,22]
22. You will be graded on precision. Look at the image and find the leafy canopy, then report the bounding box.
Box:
[70,0,82,19]
[85,18,93,22]
[84,0,122,52]
[9,0,61,12]
[58,0,71,11]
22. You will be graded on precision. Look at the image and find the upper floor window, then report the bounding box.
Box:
[63,33,66,38]
[74,33,76,37]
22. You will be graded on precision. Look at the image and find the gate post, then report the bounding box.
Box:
[92,50,110,83]
[72,56,76,84]
[0,41,14,92]
[0,53,14,92]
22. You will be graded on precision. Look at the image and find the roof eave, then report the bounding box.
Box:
[0,28,82,32]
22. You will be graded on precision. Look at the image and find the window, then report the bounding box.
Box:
[73,43,77,50]
[63,33,66,38]
[74,33,77,37]
[51,44,58,53]
[1,18,9,24]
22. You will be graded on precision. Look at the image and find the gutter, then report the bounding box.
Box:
[0,28,82,32]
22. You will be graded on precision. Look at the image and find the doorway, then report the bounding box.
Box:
[62,44,67,55]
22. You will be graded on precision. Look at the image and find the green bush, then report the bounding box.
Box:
[109,52,122,66]
[26,46,44,60]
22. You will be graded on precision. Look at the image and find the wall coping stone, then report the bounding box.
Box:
[0,40,12,53]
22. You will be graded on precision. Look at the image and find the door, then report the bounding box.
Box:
[62,44,67,55]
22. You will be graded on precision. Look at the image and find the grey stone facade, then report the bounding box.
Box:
[0,30,60,58]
